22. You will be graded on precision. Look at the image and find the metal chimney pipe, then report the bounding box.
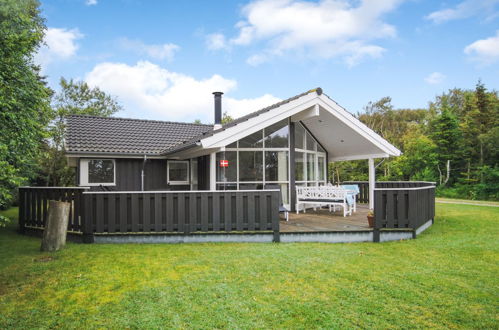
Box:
[213,92,223,129]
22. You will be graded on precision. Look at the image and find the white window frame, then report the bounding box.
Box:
[80,158,116,186]
[167,160,190,185]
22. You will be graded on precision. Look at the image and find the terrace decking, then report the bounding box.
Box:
[280,204,371,233]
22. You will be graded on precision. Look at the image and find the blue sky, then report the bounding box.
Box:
[37,0,499,123]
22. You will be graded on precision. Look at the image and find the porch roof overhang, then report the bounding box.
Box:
[165,89,401,161]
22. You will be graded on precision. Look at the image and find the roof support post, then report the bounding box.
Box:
[289,120,296,212]
[210,152,217,191]
[368,158,375,210]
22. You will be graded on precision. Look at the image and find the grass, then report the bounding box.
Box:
[0,205,498,329]
[436,197,499,206]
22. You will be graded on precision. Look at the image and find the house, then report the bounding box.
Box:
[18,88,435,244]
[65,88,400,211]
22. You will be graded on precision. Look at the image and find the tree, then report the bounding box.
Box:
[221,111,234,124]
[0,0,52,220]
[429,104,462,186]
[38,78,122,186]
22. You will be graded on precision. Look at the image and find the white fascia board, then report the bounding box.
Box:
[318,95,401,157]
[329,153,390,162]
[291,104,320,122]
[167,146,222,160]
[200,93,319,148]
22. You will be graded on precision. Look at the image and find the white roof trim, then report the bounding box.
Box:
[198,91,401,158]
[200,92,318,148]
[329,153,390,162]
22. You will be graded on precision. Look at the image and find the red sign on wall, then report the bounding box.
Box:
[219,160,229,167]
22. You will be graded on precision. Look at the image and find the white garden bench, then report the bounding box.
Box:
[296,186,353,217]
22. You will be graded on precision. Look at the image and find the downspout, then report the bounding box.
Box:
[141,154,147,191]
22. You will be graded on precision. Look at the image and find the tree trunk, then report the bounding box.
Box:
[443,160,450,186]
[437,164,443,185]
[40,200,71,252]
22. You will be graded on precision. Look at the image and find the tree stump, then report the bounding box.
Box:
[40,200,71,252]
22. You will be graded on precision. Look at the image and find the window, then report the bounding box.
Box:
[239,130,263,148]
[167,160,190,185]
[306,131,316,151]
[239,151,263,181]
[80,159,115,186]
[295,124,305,149]
[216,151,237,182]
[265,151,288,181]
[264,120,288,148]
[295,152,305,181]
[294,123,327,187]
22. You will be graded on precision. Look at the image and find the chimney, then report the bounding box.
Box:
[213,91,223,130]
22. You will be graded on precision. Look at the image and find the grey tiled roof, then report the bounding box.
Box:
[66,115,212,155]
[66,88,323,156]
[163,88,322,154]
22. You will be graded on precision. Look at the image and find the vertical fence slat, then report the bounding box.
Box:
[143,193,151,233]
[224,192,232,232]
[201,193,208,232]
[236,193,243,231]
[154,193,162,232]
[131,193,139,232]
[213,193,220,231]
[248,193,255,231]
[164,194,172,232]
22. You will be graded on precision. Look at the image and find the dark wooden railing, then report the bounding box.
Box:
[19,188,281,242]
[18,187,89,233]
[82,190,280,235]
[373,185,435,231]
[342,181,436,204]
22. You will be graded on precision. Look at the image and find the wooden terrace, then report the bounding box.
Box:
[280,204,371,232]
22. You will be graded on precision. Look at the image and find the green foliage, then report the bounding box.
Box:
[348,82,499,200]
[0,0,52,209]
[1,204,498,328]
[221,111,234,124]
[36,78,123,186]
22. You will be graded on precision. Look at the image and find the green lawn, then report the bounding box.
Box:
[0,205,498,329]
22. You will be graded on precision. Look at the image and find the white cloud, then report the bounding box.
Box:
[464,31,499,65]
[85,0,97,5]
[85,61,281,122]
[35,27,83,70]
[209,0,403,66]
[206,33,229,51]
[119,38,180,61]
[424,72,446,85]
[425,0,499,24]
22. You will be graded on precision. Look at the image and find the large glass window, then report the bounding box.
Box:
[216,151,237,182]
[307,153,315,182]
[88,159,114,184]
[239,151,263,181]
[295,124,305,149]
[295,152,305,181]
[306,131,316,151]
[265,151,288,181]
[294,123,327,187]
[264,120,288,148]
[318,155,325,181]
[239,130,263,148]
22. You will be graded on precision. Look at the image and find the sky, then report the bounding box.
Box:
[37,0,499,123]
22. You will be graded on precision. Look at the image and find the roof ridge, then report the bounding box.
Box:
[67,114,213,127]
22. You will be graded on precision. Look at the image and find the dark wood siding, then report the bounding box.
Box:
[76,157,209,191]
